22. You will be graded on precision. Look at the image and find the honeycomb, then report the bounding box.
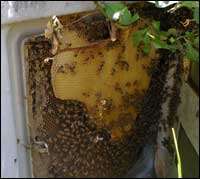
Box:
[24,6,158,178]
[50,13,156,140]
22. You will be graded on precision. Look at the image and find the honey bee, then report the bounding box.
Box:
[82,92,90,97]
[96,61,105,74]
[133,80,138,86]
[125,82,131,88]
[110,68,116,75]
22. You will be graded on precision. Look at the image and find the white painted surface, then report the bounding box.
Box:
[1,1,96,25]
[148,1,179,8]
[1,17,51,177]
[1,27,19,178]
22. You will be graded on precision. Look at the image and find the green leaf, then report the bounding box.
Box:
[132,29,151,54]
[186,43,199,61]
[103,2,139,26]
[159,31,170,38]
[194,36,199,48]
[152,38,176,51]
[167,28,178,36]
[106,2,125,10]
[132,29,149,47]
[130,13,140,24]
[152,21,160,31]
[119,8,139,25]
[104,2,125,19]
[169,36,175,44]
[185,31,191,39]
[143,35,151,54]
[156,28,177,39]
[194,7,199,24]
[143,43,151,54]
[119,7,132,25]
[152,38,167,49]
[181,1,199,9]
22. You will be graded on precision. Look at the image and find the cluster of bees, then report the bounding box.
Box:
[27,37,138,178]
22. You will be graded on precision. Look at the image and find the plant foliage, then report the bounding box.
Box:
[95,1,199,62]
[95,2,139,26]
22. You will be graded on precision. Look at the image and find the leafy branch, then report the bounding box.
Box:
[94,1,139,27]
[132,21,177,54]
[132,1,199,62]
[94,1,199,62]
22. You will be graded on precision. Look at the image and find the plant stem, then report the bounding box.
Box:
[115,22,129,29]
[94,1,128,29]
[171,128,182,178]
[175,36,187,41]
[94,1,108,18]
[147,32,155,39]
